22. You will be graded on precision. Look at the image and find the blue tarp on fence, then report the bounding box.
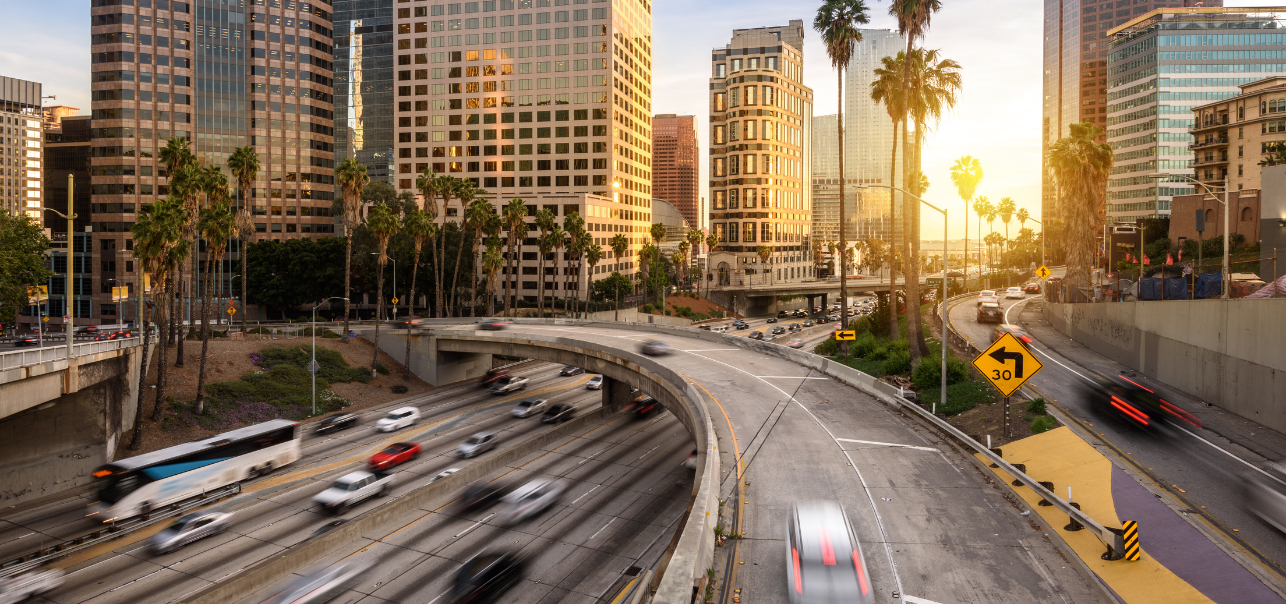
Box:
[1196,272,1223,298]
[1139,277,1189,300]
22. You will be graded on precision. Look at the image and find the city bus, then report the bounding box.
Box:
[87,420,302,523]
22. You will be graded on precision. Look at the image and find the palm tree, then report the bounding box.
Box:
[756,245,773,285]
[226,146,260,332]
[401,207,433,378]
[477,211,503,315]
[366,204,401,376]
[585,244,604,314]
[482,238,504,317]
[449,182,483,315]
[870,52,906,341]
[193,198,237,414]
[158,137,195,176]
[502,198,528,316]
[415,169,443,317]
[638,242,657,306]
[686,228,704,291]
[167,161,203,366]
[463,198,493,317]
[973,196,992,281]
[1016,207,1031,270]
[547,224,566,314]
[569,228,591,318]
[949,155,983,290]
[562,211,586,317]
[704,233,719,298]
[997,197,1016,282]
[677,240,691,288]
[815,0,870,334]
[1048,122,1113,291]
[533,208,556,315]
[610,233,629,320]
[128,195,187,448]
[336,158,370,338]
[649,223,667,305]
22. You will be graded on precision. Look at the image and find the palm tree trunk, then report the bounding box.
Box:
[908,135,929,357]
[553,253,562,315]
[436,210,448,317]
[837,68,849,353]
[887,120,900,341]
[449,227,468,316]
[470,238,480,317]
[403,242,421,379]
[129,299,154,450]
[373,260,384,376]
[176,259,188,366]
[152,278,172,422]
[537,248,546,317]
[963,202,969,292]
[502,242,512,317]
[343,235,353,340]
[240,237,248,331]
[194,252,216,414]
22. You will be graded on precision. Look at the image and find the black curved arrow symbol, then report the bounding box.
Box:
[988,346,1024,378]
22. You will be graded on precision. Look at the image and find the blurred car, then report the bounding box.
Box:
[313,471,394,514]
[977,302,1003,324]
[786,501,874,604]
[771,326,786,335]
[500,479,565,524]
[777,311,789,318]
[395,317,428,329]
[789,323,802,331]
[767,317,778,324]
[261,558,372,604]
[631,396,659,418]
[454,481,513,513]
[479,368,511,388]
[559,365,585,376]
[1246,461,1286,534]
[991,323,1033,344]
[95,330,133,341]
[542,403,577,424]
[1023,282,1042,294]
[1080,374,1202,430]
[698,325,711,330]
[430,468,460,483]
[305,519,348,541]
[448,550,526,604]
[149,511,233,554]
[976,290,999,306]
[1005,286,1025,299]
[314,412,359,435]
[749,331,764,341]
[786,339,804,349]
[78,325,101,335]
[478,319,507,331]
[803,319,814,327]
[458,432,499,458]
[0,569,64,603]
[13,336,38,347]
[368,442,421,471]
[376,406,420,432]
[586,375,604,390]
[640,339,672,356]
[489,375,529,394]
[511,398,547,418]
[683,449,699,469]
[733,320,749,329]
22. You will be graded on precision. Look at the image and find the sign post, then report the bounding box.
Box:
[972,332,1044,439]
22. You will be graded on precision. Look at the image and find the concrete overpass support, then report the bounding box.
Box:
[601,376,637,413]
[365,329,493,386]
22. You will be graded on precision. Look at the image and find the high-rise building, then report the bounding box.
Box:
[89,0,336,324]
[652,113,698,229]
[1107,7,1286,220]
[42,105,82,131]
[391,0,655,301]
[708,21,814,285]
[38,115,94,332]
[843,28,899,244]
[333,0,395,183]
[1041,0,1215,223]
[1,76,43,219]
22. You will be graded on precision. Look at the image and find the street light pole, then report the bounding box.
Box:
[1147,172,1230,299]
[45,174,77,360]
[312,296,348,416]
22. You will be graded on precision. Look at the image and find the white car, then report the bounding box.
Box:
[313,471,394,515]
[0,569,64,604]
[490,375,529,394]
[586,375,604,390]
[149,511,233,554]
[262,559,373,604]
[376,406,420,432]
[976,290,999,306]
[500,478,566,524]
[459,432,499,458]
[1005,286,1025,299]
[512,398,547,418]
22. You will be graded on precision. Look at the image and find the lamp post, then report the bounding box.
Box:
[45,174,77,360]
[860,185,949,415]
[1148,172,1230,299]
[311,296,348,416]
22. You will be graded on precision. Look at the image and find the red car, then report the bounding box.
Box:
[95,330,132,341]
[368,442,421,471]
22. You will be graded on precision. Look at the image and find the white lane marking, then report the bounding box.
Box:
[577,448,608,466]
[107,568,165,592]
[1003,297,1031,324]
[587,517,616,541]
[454,513,495,538]
[426,589,452,604]
[679,348,739,352]
[636,445,659,461]
[903,596,947,604]
[570,485,601,505]
[836,438,938,453]
[756,376,829,380]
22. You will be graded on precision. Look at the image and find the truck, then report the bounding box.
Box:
[312,471,394,515]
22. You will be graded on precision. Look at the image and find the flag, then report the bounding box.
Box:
[1177,249,1182,261]
[1126,253,1134,263]
[1166,253,1174,265]
[1143,254,1151,266]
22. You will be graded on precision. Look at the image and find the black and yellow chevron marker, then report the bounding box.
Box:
[1122,520,1141,561]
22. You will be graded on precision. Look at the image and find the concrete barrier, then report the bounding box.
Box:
[1043,299,1286,432]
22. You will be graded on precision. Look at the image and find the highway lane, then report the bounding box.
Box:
[946,294,1286,593]
[460,323,1104,604]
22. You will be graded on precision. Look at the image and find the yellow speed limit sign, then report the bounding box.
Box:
[834,330,856,341]
[1035,265,1052,280]
[972,332,1043,397]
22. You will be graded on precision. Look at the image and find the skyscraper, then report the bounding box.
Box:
[333,0,395,183]
[1,76,43,219]
[652,113,698,229]
[708,20,814,285]
[842,28,900,244]
[90,0,336,323]
[1107,7,1286,220]
[1041,0,1216,222]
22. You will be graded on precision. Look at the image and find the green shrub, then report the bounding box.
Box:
[247,326,273,334]
[210,330,229,338]
[918,380,997,416]
[375,362,390,375]
[881,350,912,376]
[813,336,839,356]
[1031,416,1056,434]
[641,303,654,314]
[391,384,409,394]
[321,330,341,338]
[711,310,724,319]
[692,312,710,321]
[850,331,879,358]
[910,355,970,390]
[1026,397,1048,415]
[664,309,672,316]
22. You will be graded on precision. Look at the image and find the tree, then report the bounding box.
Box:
[585,244,604,314]
[638,242,656,305]
[502,198,528,316]
[449,182,483,315]
[983,202,998,270]
[757,245,772,285]
[686,228,704,285]
[871,51,906,341]
[593,272,631,308]
[1260,141,1286,167]
[972,196,992,273]
[401,208,433,378]
[226,146,260,332]
[1016,207,1031,270]
[997,197,1016,281]
[949,155,983,290]
[534,208,556,315]
[245,237,347,316]
[482,238,504,317]
[610,234,629,320]
[563,211,587,317]
[704,233,719,298]
[166,152,203,367]
[193,198,238,414]
[130,196,189,430]
[1048,122,1113,290]
[649,223,667,305]
[477,211,502,315]
[546,224,565,314]
[366,204,401,376]
[415,169,444,317]
[815,0,870,336]
[0,213,52,327]
[336,158,370,338]
[464,198,493,317]
[676,240,691,288]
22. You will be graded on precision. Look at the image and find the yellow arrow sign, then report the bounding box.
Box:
[834,330,856,341]
[1035,265,1052,280]
[972,331,1044,398]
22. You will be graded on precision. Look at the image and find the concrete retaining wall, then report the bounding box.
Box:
[583,307,693,326]
[1043,300,1286,432]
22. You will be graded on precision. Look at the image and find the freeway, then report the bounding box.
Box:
[945,292,1286,597]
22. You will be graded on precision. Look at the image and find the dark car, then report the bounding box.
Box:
[767,317,778,324]
[777,311,789,318]
[1023,282,1042,294]
[96,330,133,341]
[771,326,786,335]
[542,404,576,424]
[991,323,1033,344]
[314,412,359,435]
[977,302,1003,324]
[749,331,764,340]
[786,501,875,604]
[803,319,814,327]
[631,395,660,418]
[559,365,585,376]
[14,336,39,347]
[698,325,711,330]
[395,317,427,329]
[78,325,100,335]
[479,368,510,388]
[1080,374,1202,430]
[478,319,507,331]
[789,323,802,331]
[453,481,513,514]
[448,550,525,604]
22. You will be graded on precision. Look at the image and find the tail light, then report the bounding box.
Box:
[792,548,802,593]
[818,529,836,565]
[853,551,870,596]
[1109,395,1149,425]
[1159,399,1202,428]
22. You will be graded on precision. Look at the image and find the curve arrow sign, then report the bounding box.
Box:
[988,346,1024,378]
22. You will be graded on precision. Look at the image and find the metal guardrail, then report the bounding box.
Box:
[0,337,143,372]
[0,484,240,578]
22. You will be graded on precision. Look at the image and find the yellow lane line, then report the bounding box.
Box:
[608,576,640,604]
[681,373,743,604]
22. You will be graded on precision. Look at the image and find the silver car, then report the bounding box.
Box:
[489,375,528,394]
[786,501,874,604]
[511,398,547,418]
[639,339,671,356]
[458,432,499,458]
[500,478,565,525]
[586,375,604,390]
[149,511,233,554]
[261,558,373,604]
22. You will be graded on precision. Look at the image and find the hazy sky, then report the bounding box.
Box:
[7,0,1283,238]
